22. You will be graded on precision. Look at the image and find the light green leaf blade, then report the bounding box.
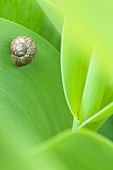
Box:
[61,16,113,130]
[0,18,72,149]
[61,16,91,126]
[79,102,113,131]
[29,129,113,170]
[79,53,106,122]
[43,0,113,78]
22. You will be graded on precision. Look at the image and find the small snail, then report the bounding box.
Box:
[10,36,37,67]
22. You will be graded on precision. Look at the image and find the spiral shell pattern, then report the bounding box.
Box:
[10,36,37,67]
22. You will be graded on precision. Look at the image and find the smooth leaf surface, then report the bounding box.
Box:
[0,126,31,170]
[0,0,61,51]
[100,78,113,109]
[61,16,113,130]
[36,0,64,34]
[0,0,44,33]
[79,102,113,131]
[61,16,91,125]
[79,53,106,122]
[36,0,113,130]
[38,16,61,51]
[0,18,72,150]
[99,115,113,141]
[42,0,113,78]
[29,129,113,170]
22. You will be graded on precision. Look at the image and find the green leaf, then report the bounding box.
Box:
[79,53,106,122]
[0,0,61,51]
[0,126,31,170]
[36,0,64,34]
[99,115,113,141]
[38,16,61,51]
[0,0,44,33]
[61,16,91,126]
[61,16,113,130]
[29,129,113,170]
[79,102,113,131]
[43,0,113,78]
[100,78,113,109]
[0,18,72,150]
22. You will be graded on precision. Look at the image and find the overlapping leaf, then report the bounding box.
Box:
[0,0,60,50]
[0,0,44,33]
[61,16,113,130]
[36,1,113,131]
[36,0,64,34]
[61,16,92,126]
[41,0,113,76]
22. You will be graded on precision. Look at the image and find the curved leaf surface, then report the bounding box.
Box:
[61,16,113,130]
[0,0,61,51]
[0,0,44,33]
[29,129,113,170]
[0,18,72,150]
[36,0,64,34]
[61,16,91,126]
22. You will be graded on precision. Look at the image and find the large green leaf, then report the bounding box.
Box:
[0,18,72,150]
[29,129,113,170]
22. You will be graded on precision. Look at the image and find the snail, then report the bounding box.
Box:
[10,36,37,67]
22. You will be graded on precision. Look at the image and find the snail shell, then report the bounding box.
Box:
[10,36,37,67]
